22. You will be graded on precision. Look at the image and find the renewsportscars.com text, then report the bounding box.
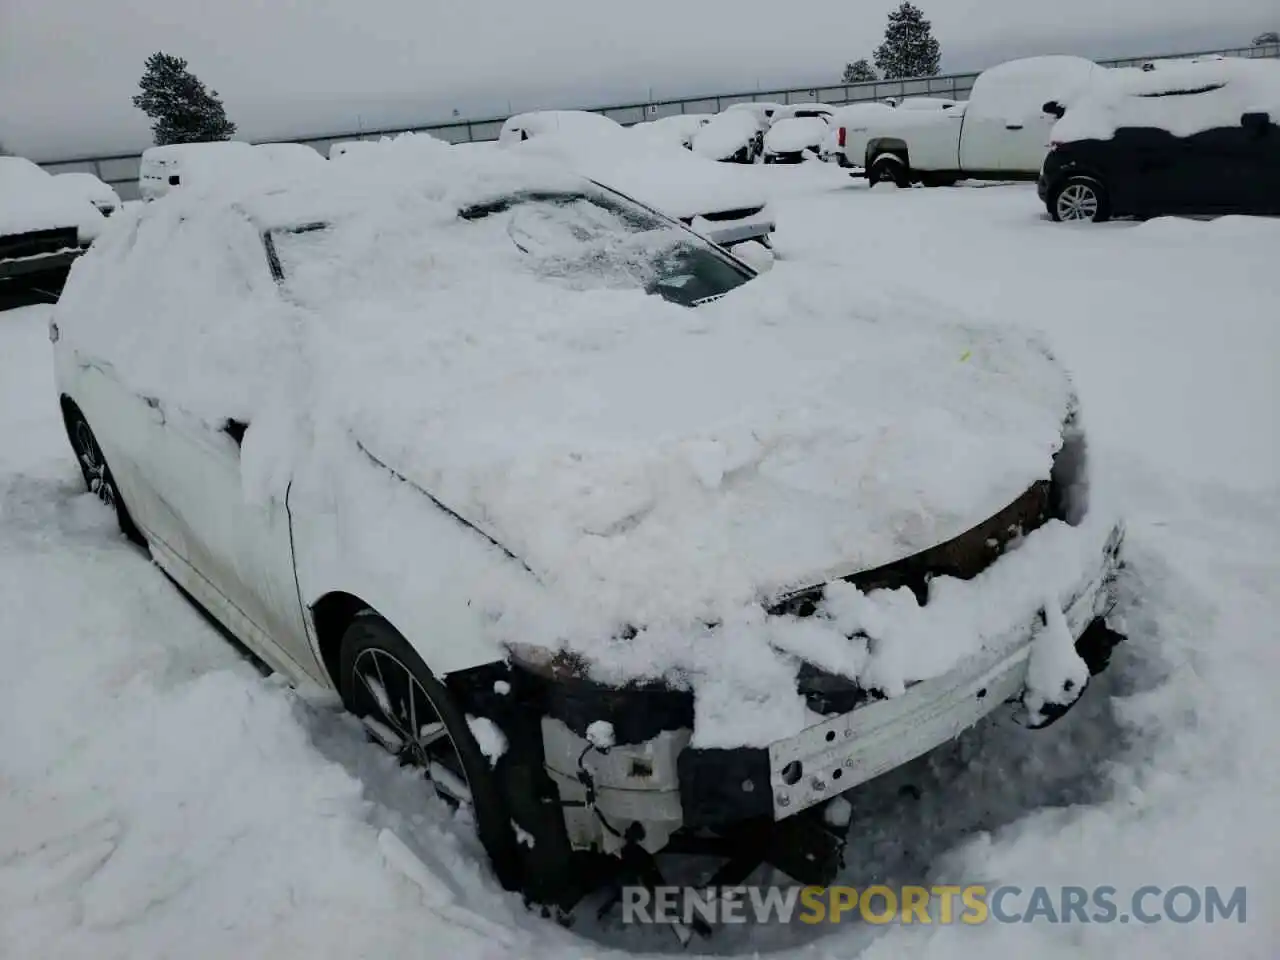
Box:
[622,884,1247,927]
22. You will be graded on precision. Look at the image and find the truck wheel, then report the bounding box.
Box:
[1050,176,1110,223]
[869,155,909,188]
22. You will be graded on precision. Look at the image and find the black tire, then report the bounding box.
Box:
[63,402,146,545]
[869,154,910,187]
[920,173,958,188]
[1049,175,1110,223]
[338,613,522,891]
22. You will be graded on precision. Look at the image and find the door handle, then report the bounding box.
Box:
[1005,123,1024,130]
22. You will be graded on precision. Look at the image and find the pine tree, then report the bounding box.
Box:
[873,3,942,80]
[843,59,879,83]
[132,52,236,146]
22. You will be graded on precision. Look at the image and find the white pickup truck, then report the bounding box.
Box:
[839,56,1103,187]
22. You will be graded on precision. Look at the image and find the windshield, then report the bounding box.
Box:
[458,190,754,307]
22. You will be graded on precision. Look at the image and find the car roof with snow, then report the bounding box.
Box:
[966,55,1101,121]
[499,110,622,142]
[1053,57,1280,142]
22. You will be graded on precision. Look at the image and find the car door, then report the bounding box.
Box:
[997,111,1059,174]
[130,223,325,686]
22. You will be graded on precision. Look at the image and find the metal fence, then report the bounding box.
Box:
[37,43,1280,201]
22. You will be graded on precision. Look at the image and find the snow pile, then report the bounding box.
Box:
[966,55,1102,123]
[0,156,104,240]
[692,110,760,159]
[629,113,711,148]
[498,110,621,145]
[1053,56,1280,142]
[765,116,830,155]
[465,717,507,767]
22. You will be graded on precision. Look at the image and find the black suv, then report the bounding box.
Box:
[1039,100,1279,222]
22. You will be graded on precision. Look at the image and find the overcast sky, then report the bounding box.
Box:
[1,0,1274,160]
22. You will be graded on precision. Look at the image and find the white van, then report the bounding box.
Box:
[138,141,260,200]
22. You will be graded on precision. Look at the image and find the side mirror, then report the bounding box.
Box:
[1242,112,1270,132]
[1043,101,1066,119]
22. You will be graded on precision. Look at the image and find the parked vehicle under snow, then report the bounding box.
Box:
[49,138,1126,915]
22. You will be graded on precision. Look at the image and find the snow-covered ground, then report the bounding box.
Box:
[2,167,1277,958]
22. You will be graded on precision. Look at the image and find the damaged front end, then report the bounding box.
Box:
[452,423,1127,920]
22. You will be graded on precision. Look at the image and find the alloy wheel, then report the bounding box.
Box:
[73,420,116,508]
[350,648,473,806]
[1056,183,1100,221]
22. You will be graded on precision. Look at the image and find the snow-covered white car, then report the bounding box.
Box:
[629,113,712,150]
[49,145,1125,915]
[845,56,1103,186]
[692,109,766,163]
[0,157,104,282]
[254,141,327,174]
[499,111,776,253]
[725,100,784,130]
[141,141,327,200]
[762,105,835,164]
[54,172,121,217]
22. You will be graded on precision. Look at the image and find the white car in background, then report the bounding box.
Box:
[0,156,104,283]
[629,113,712,150]
[725,101,784,130]
[500,111,776,256]
[48,145,1126,919]
[54,172,121,217]
[762,104,835,163]
[140,141,324,199]
[255,142,327,173]
[691,108,766,163]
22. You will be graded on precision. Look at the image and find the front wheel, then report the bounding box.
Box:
[1050,175,1110,222]
[338,613,522,891]
[64,403,145,545]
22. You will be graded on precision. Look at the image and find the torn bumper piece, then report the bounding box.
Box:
[681,521,1125,826]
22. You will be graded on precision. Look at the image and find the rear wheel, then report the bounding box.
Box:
[338,613,522,890]
[64,403,145,545]
[1051,176,1110,222]
[869,154,910,187]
